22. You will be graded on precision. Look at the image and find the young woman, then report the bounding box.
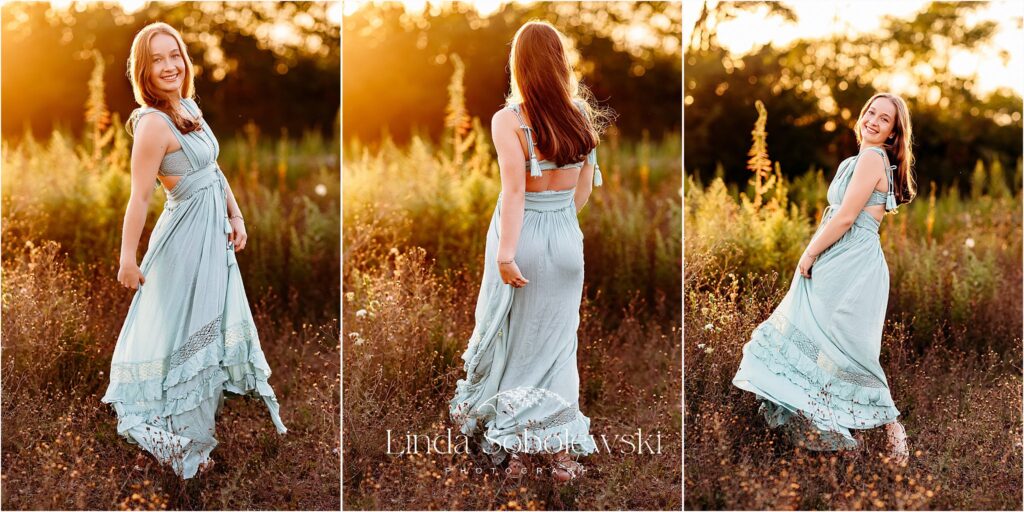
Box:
[733,92,917,463]
[101,22,286,479]
[448,21,610,483]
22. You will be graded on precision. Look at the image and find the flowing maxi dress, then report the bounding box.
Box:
[732,146,901,450]
[101,98,286,479]
[450,99,601,464]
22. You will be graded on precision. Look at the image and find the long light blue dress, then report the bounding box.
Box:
[101,97,286,479]
[449,99,601,464]
[733,146,900,450]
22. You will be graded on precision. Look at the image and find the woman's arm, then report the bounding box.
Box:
[224,180,247,251]
[574,159,596,213]
[117,114,168,289]
[573,100,597,212]
[491,108,529,288]
[799,149,886,277]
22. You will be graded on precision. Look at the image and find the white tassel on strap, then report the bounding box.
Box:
[885,164,897,211]
[524,125,542,177]
[529,156,542,177]
[588,148,602,187]
[886,192,897,211]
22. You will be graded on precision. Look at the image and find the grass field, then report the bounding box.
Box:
[1,110,342,509]
[683,155,1023,510]
[341,121,683,509]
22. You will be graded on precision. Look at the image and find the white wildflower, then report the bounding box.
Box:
[348,331,365,346]
[964,237,975,249]
[314,183,328,197]
[697,343,706,349]
[703,323,714,331]
[355,309,367,318]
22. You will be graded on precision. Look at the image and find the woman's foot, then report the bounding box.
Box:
[506,452,530,478]
[885,421,909,465]
[198,458,216,475]
[550,451,583,483]
[132,452,150,472]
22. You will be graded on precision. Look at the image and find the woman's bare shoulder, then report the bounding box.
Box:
[852,148,886,178]
[855,148,885,165]
[132,111,174,150]
[491,106,520,131]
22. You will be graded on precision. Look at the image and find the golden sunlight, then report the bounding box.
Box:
[684,0,1023,96]
[327,1,343,25]
[342,0,511,17]
[473,0,502,17]
[117,0,146,14]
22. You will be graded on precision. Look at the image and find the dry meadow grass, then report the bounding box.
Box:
[684,164,1023,510]
[1,101,341,508]
[341,119,683,509]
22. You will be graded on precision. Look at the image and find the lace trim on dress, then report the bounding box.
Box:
[527,405,580,431]
[767,312,886,388]
[169,317,222,369]
[111,359,167,383]
[487,387,580,432]
[224,321,256,350]
[111,316,222,383]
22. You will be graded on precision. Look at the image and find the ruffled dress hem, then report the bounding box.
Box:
[733,313,899,451]
[101,320,286,478]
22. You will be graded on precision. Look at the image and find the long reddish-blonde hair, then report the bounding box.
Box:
[854,92,917,206]
[126,22,200,135]
[506,21,610,167]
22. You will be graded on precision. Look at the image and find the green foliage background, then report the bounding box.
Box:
[685,2,1023,192]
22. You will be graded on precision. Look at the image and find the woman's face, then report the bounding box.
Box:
[148,33,185,97]
[859,97,897,145]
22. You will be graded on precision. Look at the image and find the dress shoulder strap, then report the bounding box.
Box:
[130,105,204,169]
[130,107,185,142]
[506,103,524,124]
[863,146,898,211]
[505,103,542,177]
[181,97,200,116]
[131,101,201,137]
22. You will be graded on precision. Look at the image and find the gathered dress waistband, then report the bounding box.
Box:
[819,204,881,234]
[497,189,576,212]
[165,162,226,206]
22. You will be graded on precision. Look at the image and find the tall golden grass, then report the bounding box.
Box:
[684,107,1022,509]
[1,61,341,509]
[342,65,683,509]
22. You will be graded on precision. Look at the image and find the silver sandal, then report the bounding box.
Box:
[886,421,909,465]
[551,452,583,482]
[507,452,529,478]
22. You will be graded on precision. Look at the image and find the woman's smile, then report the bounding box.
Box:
[858,97,898,143]
[148,32,186,94]
[157,71,182,89]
